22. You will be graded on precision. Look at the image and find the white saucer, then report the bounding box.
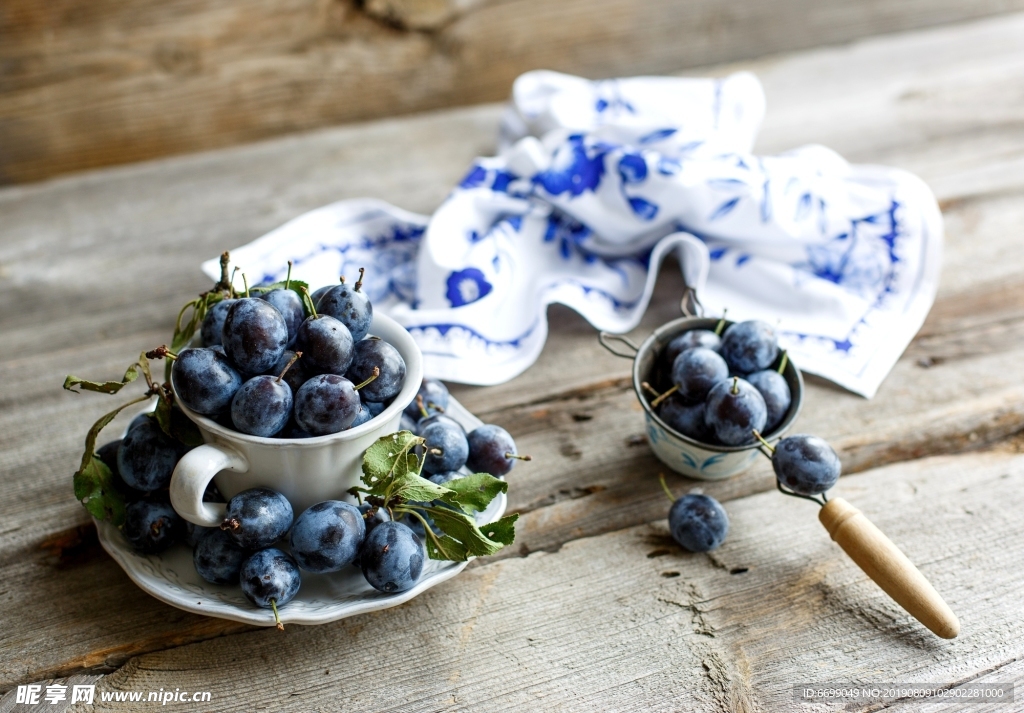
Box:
[95,397,506,626]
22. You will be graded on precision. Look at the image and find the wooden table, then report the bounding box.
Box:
[3,13,1024,712]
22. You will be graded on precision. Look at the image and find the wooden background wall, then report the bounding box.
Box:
[1,0,1022,185]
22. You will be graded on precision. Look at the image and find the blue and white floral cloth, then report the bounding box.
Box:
[203,70,942,397]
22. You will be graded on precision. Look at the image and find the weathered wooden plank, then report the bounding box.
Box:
[63,447,1024,712]
[4,1,1024,183]
[3,15,1024,691]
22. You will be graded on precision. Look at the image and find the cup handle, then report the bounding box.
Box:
[170,443,249,527]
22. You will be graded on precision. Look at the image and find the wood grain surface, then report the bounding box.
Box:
[2,12,1024,712]
[63,448,1024,712]
[3,0,1024,183]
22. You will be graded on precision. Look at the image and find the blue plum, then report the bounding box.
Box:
[668,494,729,552]
[347,338,405,403]
[671,347,729,403]
[240,548,301,609]
[704,377,767,446]
[220,487,293,550]
[421,420,469,475]
[309,284,334,309]
[184,521,212,548]
[404,378,449,420]
[350,402,373,428]
[746,369,791,433]
[360,521,424,593]
[658,395,713,442]
[171,347,244,416]
[95,438,122,476]
[230,375,293,437]
[720,320,779,375]
[466,424,524,476]
[200,298,238,347]
[293,374,362,435]
[117,419,186,492]
[416,413,463,434]
[295,315,354,376]
[772,434,841,495]
[317,275,373,342]
[363,398,386,417]
[428,471,462,486]
[261,288,304,348]
[221,297,289,375]
[127,412,152,433]
[289,500,366,573]
[358,502,391,534]
[123,500,182,554]
[663,329,721,367]
[193,528,247,584]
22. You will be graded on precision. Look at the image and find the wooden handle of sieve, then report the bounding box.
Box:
[819,497,959,639]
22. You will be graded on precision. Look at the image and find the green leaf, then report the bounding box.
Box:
[74,456,127,525]
[361,430,422,496]
[441,472,508,513]
[422,506,514,560]
[424,533,469,561]
[478,513,518,546]
[154,394,172,436]
[63,363,140,395]
[392,474,450,505]
[360,430,518,562]
[251,280,309,295]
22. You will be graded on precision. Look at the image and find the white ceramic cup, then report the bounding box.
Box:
[169,313,423,527]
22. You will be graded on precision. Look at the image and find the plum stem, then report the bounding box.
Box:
[776,479,827,507]
[752,429,775,454]
[777,351,789,375]
[339,275,346,284]
[714,309,728,336]
[395,507,451,559]
[284,261,293,291]
[658,473,676,503]
[217,251,231,292]
[354,267,365,292]
[219,517,241,533]
[270,599,284,631]
[429,448,443,456]
[730,376,739,395]
[649,384,679,409]
[416,394,429,419]
[242,274,250,298]
[276,352,302,383]
[353,366,380,391]
[505,453,532,461]
[229,267,240,298]
[145,345,178,361]
[299,286,319,318]
[641,382,660,399]
[426,401,445,414]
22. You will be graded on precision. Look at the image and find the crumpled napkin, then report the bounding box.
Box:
[204,70,942,397]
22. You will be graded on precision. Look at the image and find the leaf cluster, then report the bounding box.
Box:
[352,431,517,561]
